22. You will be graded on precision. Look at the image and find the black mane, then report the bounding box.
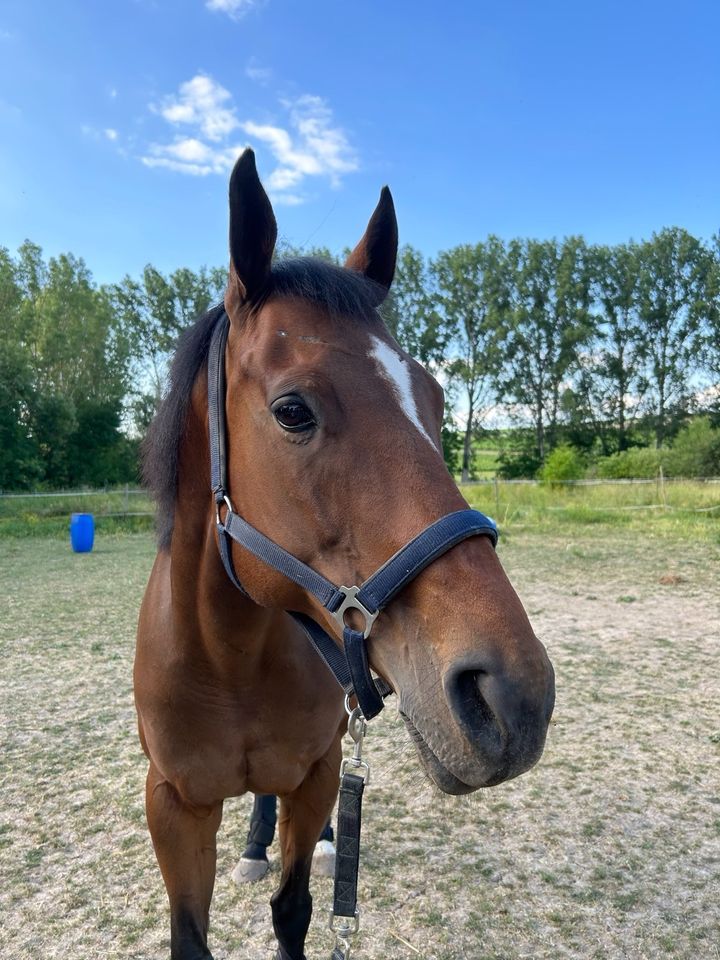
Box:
[142,258,384,549]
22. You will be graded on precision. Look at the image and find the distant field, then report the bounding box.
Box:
[0,488,154,537]
[2,480,718,541]
[1,526,718,959]
[462,478,720,542]
[470,447,500,478]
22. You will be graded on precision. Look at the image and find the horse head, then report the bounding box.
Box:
[218,149,554,795]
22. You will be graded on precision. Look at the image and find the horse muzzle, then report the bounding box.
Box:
[400,645,555,795]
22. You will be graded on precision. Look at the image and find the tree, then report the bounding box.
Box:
[573,243,646,453]
[700,232,720,416]
[382,245,445,367]
[635,228,713,445]
[0,247,39,488]
[434,239,508,481]
[0,244,136,487]
[111,264,225,430]
[498,237,593,462]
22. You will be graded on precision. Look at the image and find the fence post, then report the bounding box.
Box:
[124,483,129,516]
[658,465,667,508]
[494,474,500,518]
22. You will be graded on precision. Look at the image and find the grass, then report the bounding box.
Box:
[1,521,719,959]
[0,488,154,538]
[2,479,718,542]
[462,478,720,542]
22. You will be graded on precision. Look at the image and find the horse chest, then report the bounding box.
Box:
[138,665,341,805]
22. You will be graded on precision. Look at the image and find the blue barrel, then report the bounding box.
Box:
[70,513,95,553]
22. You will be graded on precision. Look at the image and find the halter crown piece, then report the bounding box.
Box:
[207,310,499,720]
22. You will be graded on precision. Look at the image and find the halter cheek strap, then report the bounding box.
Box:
[207,311,498,720]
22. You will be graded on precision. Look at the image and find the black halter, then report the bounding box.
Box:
[207,311,498,719]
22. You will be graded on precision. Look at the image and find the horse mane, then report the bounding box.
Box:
[142,257,384,549]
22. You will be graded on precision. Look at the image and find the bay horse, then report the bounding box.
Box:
[135,148,555,960]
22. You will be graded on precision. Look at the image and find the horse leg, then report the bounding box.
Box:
[271,743,341,960]
[232,793,277,884]
[145,762,223,960]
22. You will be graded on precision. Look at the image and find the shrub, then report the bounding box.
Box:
[595,447,667,479]
[666,417,720,477]
[538,444,585,485]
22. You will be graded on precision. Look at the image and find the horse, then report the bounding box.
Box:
[134,147,555,960]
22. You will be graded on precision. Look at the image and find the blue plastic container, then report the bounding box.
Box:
[70,513,95,553]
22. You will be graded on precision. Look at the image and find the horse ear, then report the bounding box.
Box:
[345,186,398,301]
[228,148,277,303]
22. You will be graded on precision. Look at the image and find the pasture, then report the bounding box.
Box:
[1,510,718,959]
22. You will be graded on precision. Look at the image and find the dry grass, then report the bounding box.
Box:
[1,528,719,959]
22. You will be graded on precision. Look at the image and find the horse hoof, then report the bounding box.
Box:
[311,839,336,877]
[231,856,270,884]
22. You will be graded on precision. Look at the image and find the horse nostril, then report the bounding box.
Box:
[446,668,506,754]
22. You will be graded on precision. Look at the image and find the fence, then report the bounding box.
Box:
[462,473,720,519]
[0,487,154,532]
[1,477,718,529]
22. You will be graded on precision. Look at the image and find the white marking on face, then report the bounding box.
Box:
[369,335,438,450]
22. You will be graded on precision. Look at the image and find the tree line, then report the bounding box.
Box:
[1,229,718,490]
[384,229,719,479]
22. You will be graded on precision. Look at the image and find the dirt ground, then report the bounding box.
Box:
[1,529,718,960]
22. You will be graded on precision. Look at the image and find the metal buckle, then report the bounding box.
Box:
[215,494,234,527]
[331,586,378,639]
[329,909,359,958]
[340,756,370,783]
[340,705,370,783]
[329,909,360,936]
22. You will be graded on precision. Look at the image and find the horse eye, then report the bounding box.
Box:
[271,397,316,433]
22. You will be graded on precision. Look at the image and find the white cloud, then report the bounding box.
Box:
[141,75,359,205]
[205,0,263,20]
[273,193,305,207]
[82,124,120,143]
[155,74,239,142]
[142,137,247,176]
[245,58,272,85]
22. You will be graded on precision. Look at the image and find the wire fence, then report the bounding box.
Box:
[0,486,154,521]
[1,477,718,524]
[462,472,720,517]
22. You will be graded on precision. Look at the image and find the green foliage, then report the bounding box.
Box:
[2,224,719,492]
[495,428,543,479]
[434,238,507,479]
[538,444,586,485]
[580,243,645,452]
[666,417,720,477]
[441,426,463,476]
[381,245,446,366]
[498,236,593,460]
[595,447,667,479]
[635,228,714,445]
[109,262,225,427]
[593,418,720,478]
[497,448,543,480]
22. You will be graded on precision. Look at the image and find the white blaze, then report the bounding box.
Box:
[369,335,437,450]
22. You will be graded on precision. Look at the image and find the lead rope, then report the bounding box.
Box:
[329,699,370,960]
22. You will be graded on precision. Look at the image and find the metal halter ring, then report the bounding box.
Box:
[215,494,234,527]
[331,586,378,639]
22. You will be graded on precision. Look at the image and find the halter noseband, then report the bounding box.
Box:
[207,312,498,720]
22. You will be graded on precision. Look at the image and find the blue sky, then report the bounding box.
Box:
[1,0,718,284]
